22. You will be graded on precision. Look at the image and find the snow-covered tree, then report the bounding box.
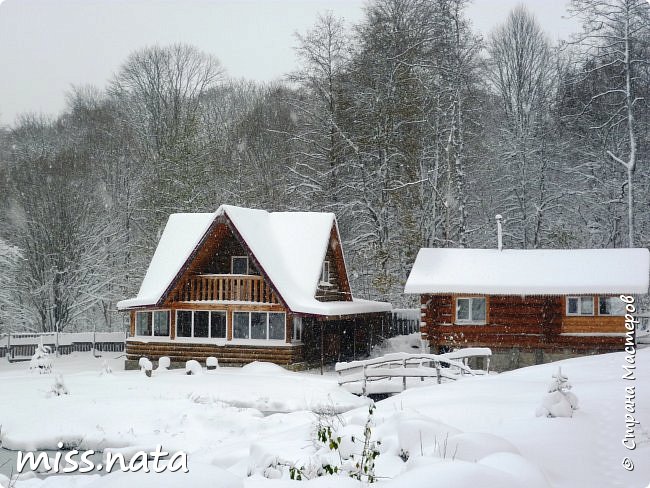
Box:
[566,0,650,247]
[536,367,579,418]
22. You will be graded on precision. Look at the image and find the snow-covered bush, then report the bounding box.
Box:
[536,367,579,418]
[186,360,202,376]
[285,403,381,482]
[157,356,171,371]
[49,373,69,396]
[206,356,219,370]
[29,341,53,374]
[139,357,153,377]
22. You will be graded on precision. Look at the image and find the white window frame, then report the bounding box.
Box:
[175,310,228,339]
[597,296,625,316]
[455,297,487,325]
[231,256,249,275]
[232,311,286,341]
[135,310,170,337]
[566,296,594,316]
[321,261,330,284]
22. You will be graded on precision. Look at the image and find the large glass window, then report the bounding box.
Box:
[269,313,285,340]
[251,312,267,339]
[135,312,151,336]
[194,311,210,338]
[233,312,250,339]
[566,296,594,316]
[598,297,625,316]
[135,311,170,337]
[456,297,486,324]
[176,311,192,337]
[153,311,169,336]
[210,311,227,338]
[231,311,285,340]
[176,310,228,339]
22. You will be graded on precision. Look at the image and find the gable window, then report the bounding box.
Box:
[175,310,227,339]
[455,297,486,324]
[598,296,625,316]
[135,311,170,337]
[566,296,594,316]
[231,256,249,275]
[321,261,330,284]
[232,311,286,340]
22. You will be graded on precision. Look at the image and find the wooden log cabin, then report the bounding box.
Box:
[117,205,391,369]
[405,248,650,371]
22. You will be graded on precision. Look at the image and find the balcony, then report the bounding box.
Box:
[175,274,280,304]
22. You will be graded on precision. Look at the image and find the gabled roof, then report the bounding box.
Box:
[117,205,391,315]
[404,248,650,295]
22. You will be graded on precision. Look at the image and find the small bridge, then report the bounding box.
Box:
[335,348,492,396]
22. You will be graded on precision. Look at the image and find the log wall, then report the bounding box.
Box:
[421,293,624,354]
[126,340,303,366]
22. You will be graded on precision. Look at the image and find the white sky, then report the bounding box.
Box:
[0,0,581,126]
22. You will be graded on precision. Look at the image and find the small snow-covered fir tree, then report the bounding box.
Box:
[536,367,579,418]
[29,340,53,374]
[49,373,69,396]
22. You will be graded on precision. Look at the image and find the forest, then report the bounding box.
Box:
[0,0,648,334]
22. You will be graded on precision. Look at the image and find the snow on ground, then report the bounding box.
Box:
[0,348,648,487]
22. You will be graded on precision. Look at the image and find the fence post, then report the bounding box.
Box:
[402,358,407,391]
[435,361,441,384]
[7,332,11,361]
[486,356,490,374]
[362,364,367,396]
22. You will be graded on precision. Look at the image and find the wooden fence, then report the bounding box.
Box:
[386,309,420,337]
[0,332,127,360]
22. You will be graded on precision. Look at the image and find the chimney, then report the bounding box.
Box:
[496,214,503,251]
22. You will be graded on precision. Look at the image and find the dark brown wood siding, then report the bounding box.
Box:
[422,293,624,353]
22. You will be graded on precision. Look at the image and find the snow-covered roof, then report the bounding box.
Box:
[404,248,650,295]
[117,205,391,315]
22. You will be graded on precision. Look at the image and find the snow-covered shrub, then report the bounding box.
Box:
[536,367,579,418]
[49,373,69,396]
[288,403,381,482]
[157,356,171,371]
[206,356,219,370]
[30,341,53,374]
[186,360,202,376]
[139,357,153,377]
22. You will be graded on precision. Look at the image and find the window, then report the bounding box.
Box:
[231,256,249,275]
[232,311,286,340]
[176,311,192,337]
[455,297,486,324]
[292,316,303,342]
[598,296,625,316]
[153,311,169,336]
[566,296,594,316]
[210,311,227,338]
[233,312,250,339]
[194,311,209,338]
[321,261,330,283]
[175,310,228,339]
[135,311,170,337]
[135,312,151,336]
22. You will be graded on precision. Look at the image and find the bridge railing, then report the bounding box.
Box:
[335,348,492,396]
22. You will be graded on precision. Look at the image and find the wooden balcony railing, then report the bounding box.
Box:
[176,274,280,304]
